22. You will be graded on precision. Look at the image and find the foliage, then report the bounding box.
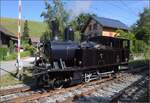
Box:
[9,40,15,53]
[74,31,81,42]
[41,0,69,40]
[1,17,47,37]
[4,53,17,61]
[40,30,51,42]
[132,8,150,45]
[69,13,91,41]
[22,20,29,40]
[128,59,149,65]
[136,41,150,60]
[116,30,135,40]
[21,39,29,50]
[24,44,36,55]
[0,45,31,61]
[0,73,22,87]
[4,51,31,61]
[20,51,31,57]
[133,40,146,53]
[0,69,33,87]
[0,47,9,61]
[116,8,150,60]
[75,13,91,31]
[70,13,97,41]
[130,8,150,59]
[115,29,136,53]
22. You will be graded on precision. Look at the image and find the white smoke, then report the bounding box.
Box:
[68,0,92,20]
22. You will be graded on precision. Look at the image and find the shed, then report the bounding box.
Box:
[0,25,17,46]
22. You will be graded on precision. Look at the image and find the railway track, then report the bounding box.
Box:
[0,73,141,103]
[0,73,120,103]
[0,86,31,96]
[62,73,143,103]
[72,62,149,103]
[114,75,149,103]
[0,61,149,103]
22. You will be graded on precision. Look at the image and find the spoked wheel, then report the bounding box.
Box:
[63,77,72,87]
[53,79,64,89]
[36,76,44,87]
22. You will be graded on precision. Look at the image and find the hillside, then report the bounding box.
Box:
[1,17,47,37]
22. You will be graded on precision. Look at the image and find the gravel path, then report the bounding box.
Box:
[0,57,35,76]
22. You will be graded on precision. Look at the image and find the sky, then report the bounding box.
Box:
[1,0,150,26]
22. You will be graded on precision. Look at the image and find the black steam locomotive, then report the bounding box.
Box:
[33,20,130,88]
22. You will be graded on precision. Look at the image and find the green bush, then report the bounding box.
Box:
[4,51,31,61]
[24,44,36,55]
[21,39,29,47]
[20,51,31,57]
[74,31,81,42]
[4,53,17,61]
[0,47,9,61]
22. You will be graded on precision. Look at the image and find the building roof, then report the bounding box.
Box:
[30,36,40,43]
[92,16,128,30]
[0,25,17,39]
[81,16,128,32]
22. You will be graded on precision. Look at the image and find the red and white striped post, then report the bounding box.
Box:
[16,0,22,78]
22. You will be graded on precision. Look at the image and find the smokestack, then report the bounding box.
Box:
[51,18,59,41]
[64,25,74,41]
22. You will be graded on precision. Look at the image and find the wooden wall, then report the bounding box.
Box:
[84,19,103,37]
[0,32,17,47]
[83,19,119,37]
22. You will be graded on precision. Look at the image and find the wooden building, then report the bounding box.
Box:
[81,16,128,38]
[0,25,17,47]
[30,36,40,46]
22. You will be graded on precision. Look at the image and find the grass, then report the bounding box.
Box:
[0,68,33,87]
[1,17,48,37]
[0,73,22,87]
[3,51,31,61]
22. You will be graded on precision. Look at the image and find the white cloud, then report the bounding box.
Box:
[68,0,92,20]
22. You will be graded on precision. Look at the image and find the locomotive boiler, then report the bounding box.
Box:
[33,19,130,88]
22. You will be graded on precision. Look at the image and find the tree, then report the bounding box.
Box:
[132,8,150,45]
[131,8,150,59]
[76,13,91,31]
[69,13,94,41]
[41,0,69,40]
[22,20,29,41]
[115,30,136,53]
[40,30,51,41]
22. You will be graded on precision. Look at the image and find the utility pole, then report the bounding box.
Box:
[16,0,22,80]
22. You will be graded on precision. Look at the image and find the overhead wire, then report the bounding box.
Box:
[90,1,135,26]
[119,0,138,16]
[107,1,138,17]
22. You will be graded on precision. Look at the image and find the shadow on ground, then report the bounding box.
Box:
[0,66,36,87]
[20,67,36,87]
